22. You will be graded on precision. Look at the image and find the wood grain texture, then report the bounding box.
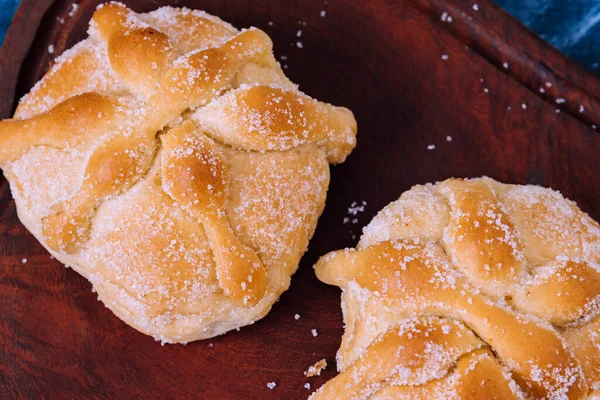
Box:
[0,0,599,398]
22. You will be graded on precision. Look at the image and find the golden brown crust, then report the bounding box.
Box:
[313,177,600,399]
[160,121,266,306]
[0,3,356,342]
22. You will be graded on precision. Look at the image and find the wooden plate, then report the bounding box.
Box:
[1,0,599,398]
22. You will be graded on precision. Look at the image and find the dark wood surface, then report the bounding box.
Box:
[1,0,599,398]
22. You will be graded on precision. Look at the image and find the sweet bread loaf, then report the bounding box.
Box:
[0,3,357,343]
[313,177,599,399]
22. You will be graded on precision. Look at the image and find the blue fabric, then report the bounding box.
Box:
[0,0,598,72]
[0,0,19,46]
[496,0,600,72]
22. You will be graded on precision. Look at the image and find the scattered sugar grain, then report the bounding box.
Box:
[556,98,566,104]
[21,258,27,264]
[304,383,311,390]
[68,3,79,17]
[311,329,318,337]
[442,54,449,60]
[267,382,276,389]
[427,144,436,150]
[294,314,301,320]
[296,41,304,49]
[297,30,303,37]
[473,4,479,11]
[48,45,55,54]
[521,103,527,110]
[320,10,326,17]
[503,62,509,69]
[446,136,452,142]
[579,105,585,113]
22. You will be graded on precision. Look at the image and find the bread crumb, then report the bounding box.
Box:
[305,359,327,377]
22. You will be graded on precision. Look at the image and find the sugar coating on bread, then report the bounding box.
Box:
[312,177,600,399]
[0,3,357,343]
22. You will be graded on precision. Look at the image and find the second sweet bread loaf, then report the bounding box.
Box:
[312,177,600,399]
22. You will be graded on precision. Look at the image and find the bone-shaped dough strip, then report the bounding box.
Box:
[438,179,527,297]
[161,121,267,307]
[0,93,125,164]
[193,85,357,164]
[513,259,600,325]
[93,3,176,100]
[42,130,157,253]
